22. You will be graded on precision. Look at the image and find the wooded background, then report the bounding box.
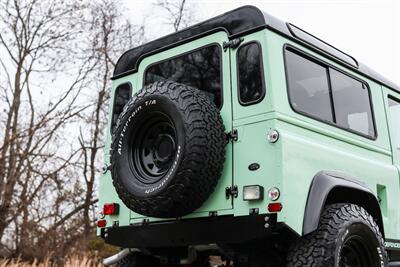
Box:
[0,0,195,263]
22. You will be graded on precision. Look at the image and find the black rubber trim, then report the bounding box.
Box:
[104,214,279,248]
[302,171,383,236]
[113,6,266,77]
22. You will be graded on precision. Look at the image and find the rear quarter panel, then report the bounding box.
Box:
[265,29,400,239]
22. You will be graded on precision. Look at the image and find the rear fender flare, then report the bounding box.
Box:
[302,171,384,237]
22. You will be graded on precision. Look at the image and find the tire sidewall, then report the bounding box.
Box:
[112,93,186,198]
[334,219,386,267]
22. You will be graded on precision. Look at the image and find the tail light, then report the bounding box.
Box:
[268,202,283,212]
[103,203,119,215]
[97,219,107,228]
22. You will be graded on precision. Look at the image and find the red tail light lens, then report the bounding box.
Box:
[268,203,283,212]
[97,219,107,228]
[103,203,119,215]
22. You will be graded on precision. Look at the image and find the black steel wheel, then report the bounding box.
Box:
[131,112,177,184]
[287,203,387,267]
[339,232,375,267]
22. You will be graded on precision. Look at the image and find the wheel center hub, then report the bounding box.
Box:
[154,134,175,164]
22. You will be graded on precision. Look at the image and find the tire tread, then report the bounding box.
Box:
[287,203,387,267]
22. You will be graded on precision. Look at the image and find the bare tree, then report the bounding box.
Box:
[154,0,196,32]
[0,0,197,262]
[76,0,145,237]
[0,0,93,259]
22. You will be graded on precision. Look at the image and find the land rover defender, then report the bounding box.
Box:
[98,5,400,266]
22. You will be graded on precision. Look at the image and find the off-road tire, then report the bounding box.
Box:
[111,81,226,218]
[117,253,160,267]
[287,203,388,267]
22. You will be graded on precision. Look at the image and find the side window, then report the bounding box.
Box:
[388,97,400,151]
[330,69,375,137]
[285,50,333,122]
[111,83,131,132]
[285,47,376,138]
[144,44,222,107]
[237,42,265,105]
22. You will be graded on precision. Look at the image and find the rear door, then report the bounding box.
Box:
[228,31,272,216]
[132,31,234,220]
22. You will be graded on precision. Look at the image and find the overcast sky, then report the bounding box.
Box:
[121,0,400,86]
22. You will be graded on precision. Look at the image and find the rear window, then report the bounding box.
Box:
[285,47,375,139]
[144,44,222,107]
[330,69,375,137]
[237,42,265,105]
[111,83,131,132]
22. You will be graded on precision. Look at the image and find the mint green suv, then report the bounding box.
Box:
[98,5,400,267]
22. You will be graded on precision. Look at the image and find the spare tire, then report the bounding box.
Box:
[110,81,226,218]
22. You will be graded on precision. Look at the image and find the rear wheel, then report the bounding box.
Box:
[287,203,387,267]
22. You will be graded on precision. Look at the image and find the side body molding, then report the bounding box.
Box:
[302,171,383,236]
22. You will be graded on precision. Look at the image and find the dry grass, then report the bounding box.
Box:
[0,255,226,267]
[0,255,102,267]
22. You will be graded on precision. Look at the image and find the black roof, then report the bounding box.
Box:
[113,5,399,93]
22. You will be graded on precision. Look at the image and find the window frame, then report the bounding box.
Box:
[388,95,400,106]
[236,41,266,106]
[111,82,132,133]
[142,43,224,109]
[387,95,400,154]
[283,44,377,140]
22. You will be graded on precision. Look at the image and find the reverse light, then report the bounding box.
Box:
[268,202,283,212]
[243,185,264,201]
[103,203,119,215]
[97,219,107,228]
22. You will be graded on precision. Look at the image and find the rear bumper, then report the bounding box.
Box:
[102,214,283,248]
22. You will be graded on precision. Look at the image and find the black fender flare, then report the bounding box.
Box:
[302,171,384,237]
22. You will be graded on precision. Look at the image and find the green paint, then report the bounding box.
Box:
[98,28,400,242]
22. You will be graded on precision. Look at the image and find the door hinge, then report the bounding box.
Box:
[226,129,238,142]
[225,185,238,199]
[102,164,112,174]
[223,37,244,51]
